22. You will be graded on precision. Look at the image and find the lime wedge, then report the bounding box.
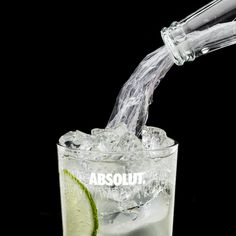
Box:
[60,169,98,236]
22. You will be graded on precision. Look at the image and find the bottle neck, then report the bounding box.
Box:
[161,0,236,65]
[161,21,194,65]
[161,20,236,65]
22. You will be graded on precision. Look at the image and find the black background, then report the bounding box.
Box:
[40,1,236,235]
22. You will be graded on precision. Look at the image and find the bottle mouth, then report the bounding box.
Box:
[161,21,195,66]
[161,24,184,66]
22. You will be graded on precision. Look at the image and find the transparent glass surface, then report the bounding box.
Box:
[161,0,236,65]
[57,142,178,236]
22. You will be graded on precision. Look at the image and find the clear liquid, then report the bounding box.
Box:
[58,144,178,236]
[107,22,236,135]
[107,46,174,136]
[97,191,174,236]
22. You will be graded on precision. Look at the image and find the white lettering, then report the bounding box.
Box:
[113,173,122,186]
[122,173,129,185]
[128,173,136,185]
[137,172,145,184]
[89,173,97,185]
[97,173,105,185]
[89,173,145,186]
[105,173,113,186]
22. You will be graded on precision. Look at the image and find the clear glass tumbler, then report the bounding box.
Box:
[57,141,178,236]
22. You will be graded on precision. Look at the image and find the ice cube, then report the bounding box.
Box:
[59,131,75,147]
[92,123,128,139]
[142,126,174,149]
[95,197,121,217]
[91,128,107,136]
[113,132,143,152]
[111,122,129,137]
[100,193,170,235]
[91,123,130,152]
[142,126,166,149]
[161,137,175,148]
[91,129,120,152]
[59,130,94,150]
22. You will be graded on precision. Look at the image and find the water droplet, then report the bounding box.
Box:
[201,47,209,54]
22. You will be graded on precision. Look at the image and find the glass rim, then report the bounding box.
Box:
[57,139,178,157]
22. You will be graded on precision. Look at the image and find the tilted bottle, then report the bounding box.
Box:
[161,0,236,65]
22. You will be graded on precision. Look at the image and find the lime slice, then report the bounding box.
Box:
[60,169,98,236]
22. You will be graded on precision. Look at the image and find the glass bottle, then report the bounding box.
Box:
[161,0,236,65]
